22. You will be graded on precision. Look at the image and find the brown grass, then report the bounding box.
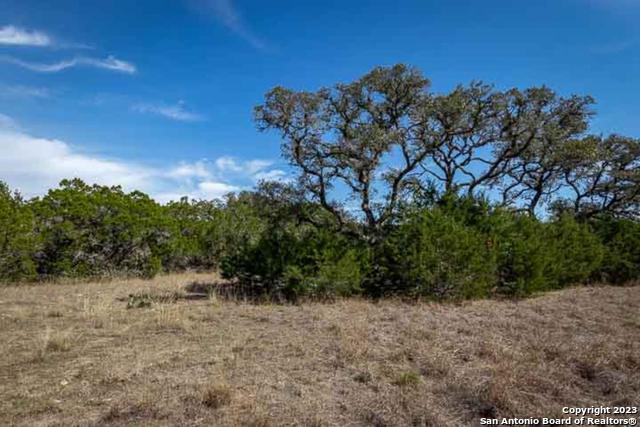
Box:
[0,272,638,426]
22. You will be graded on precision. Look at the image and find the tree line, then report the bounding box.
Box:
[1,64,638,299]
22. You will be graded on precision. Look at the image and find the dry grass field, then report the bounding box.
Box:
[0,273,638,426]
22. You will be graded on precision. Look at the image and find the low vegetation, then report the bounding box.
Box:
[0,273,638,425]
[1,178,639,300]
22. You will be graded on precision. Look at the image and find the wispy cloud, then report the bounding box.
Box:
[154,157,289,201]
[192,181,240,200]
[0,121,287,202]
[151,182,242,204]
[0,55,136,74]
[214,156,271,174]
[0,84,50,98]
[171,157,288,184]
[194,0,267,50]
[0,25,51,46]
[133,101,204,122]
[0,113,18,129]
[253,169,288,182]
[591,39,637,54]
[167,160,212,179]
[588,0,640,11]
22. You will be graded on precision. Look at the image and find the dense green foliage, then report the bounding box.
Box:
[1,180,220,281]
[29,179,170,278]
[0,182,38,281]
[590,217,640,284]
[1,179,637,301]
[1,65,638,299]
[218,183,365,300]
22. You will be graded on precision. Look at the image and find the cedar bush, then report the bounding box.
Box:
[163,198,223,271]
[591,216,640,284]
[545,214,605,286]
[28,179,171,279]
[0,183,38,281]
[218,187,366,299]
[366,208,496,299]
[0,179,637,301]
[490,214,557,296]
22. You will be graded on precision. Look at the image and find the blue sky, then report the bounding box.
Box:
[1,0,639,201]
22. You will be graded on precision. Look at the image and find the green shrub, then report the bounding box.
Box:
[162,198,223,271]
[221,217,365,299]
[218,184,366,299]
[371,208,497,299]
[1,178,636,298]
[405,196,558,297]
[0,182,38,282]
[29,179,171,279]
[488,213,556,296]
[311,248,365,297]
[281,247,366,299]
[591,217,640,284]
[384,199,606,298]
[546,215,604,285]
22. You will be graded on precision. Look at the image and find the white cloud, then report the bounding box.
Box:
[0,55,136,74]
[153,181,240,204]
[172,157,288,184]
[0,25,51,46]
[167,160,212,179]
[0,113,18,129]
[0,123,286,202]
[0,126,154,197]
[253,169,287,182]
[197,181,240,198]
[133,101,203,122]
[211,156,289,183]
[214,156,244,172]
[80,56,136,73]
[196,0,266,50]
[0,84,50,98]
[214,156,273,174]
[246,159,274,174]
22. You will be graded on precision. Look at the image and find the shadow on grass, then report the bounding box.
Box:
[184,280,300,304]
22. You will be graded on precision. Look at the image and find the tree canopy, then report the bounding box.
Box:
[255,64,640,240]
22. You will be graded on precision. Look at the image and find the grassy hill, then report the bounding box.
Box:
[1,274,638,426]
